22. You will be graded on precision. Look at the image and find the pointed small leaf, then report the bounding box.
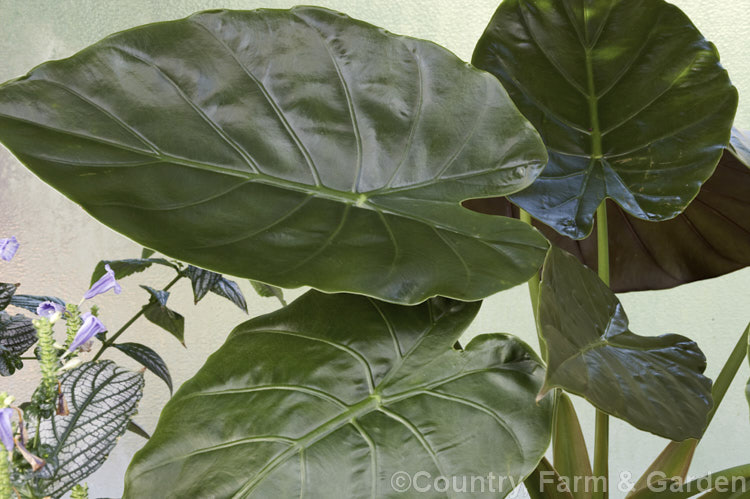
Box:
[0,7,548,305]
[114,342,173,394]
[184,266,221,304]
[30,361,144,498]
[210,277,247,313]
[140,248,156,259]
[127,420,151,440]
[0,282,19,311]
[124,291,552,498]
[141,287,184,345]
[0,312,36,376]
[539,247,712,440]
[473,0,737,238]
[90,258,175,285]
[9,294,65,314]
[140,285,169,307]
[249,280,286,306]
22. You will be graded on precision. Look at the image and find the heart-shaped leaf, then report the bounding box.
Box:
[472,0,737,239]
[26,361,144,498]
[538,247,712,440]
[465,136,750,292]
[0,7,549,305]
[124,291,552,498]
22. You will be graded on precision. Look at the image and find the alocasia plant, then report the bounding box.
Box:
[0,0,748,498]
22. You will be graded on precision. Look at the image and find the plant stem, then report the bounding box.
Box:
[596,203,610,287]
[519,209,544,360]
[91,273,183,361]
[705,322,749,426]
[594,202,610,499]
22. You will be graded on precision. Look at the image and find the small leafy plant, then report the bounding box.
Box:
[0,1,748,498]
[0,242,283,498]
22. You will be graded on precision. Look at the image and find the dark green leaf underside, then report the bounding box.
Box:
[0,7,549,304]
[125,291,552,498]
[464,139,750,292]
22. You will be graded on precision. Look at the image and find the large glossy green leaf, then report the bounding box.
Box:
[26,361,144,498]
[465,137,750,292]
[630,322,750,497]
[124,291,553,498]
[472,0,737,239]
[0,7,549,305]
[538,247,712,440]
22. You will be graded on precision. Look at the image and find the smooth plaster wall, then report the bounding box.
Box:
[0,1,748,497]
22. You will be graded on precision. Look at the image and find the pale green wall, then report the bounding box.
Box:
[0,1,748,498]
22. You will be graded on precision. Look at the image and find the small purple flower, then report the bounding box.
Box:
[68,313,106,352]
[37,301,65,321]
[0,236,19,262]
[83,264,121,300]
[0,408,13,451]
